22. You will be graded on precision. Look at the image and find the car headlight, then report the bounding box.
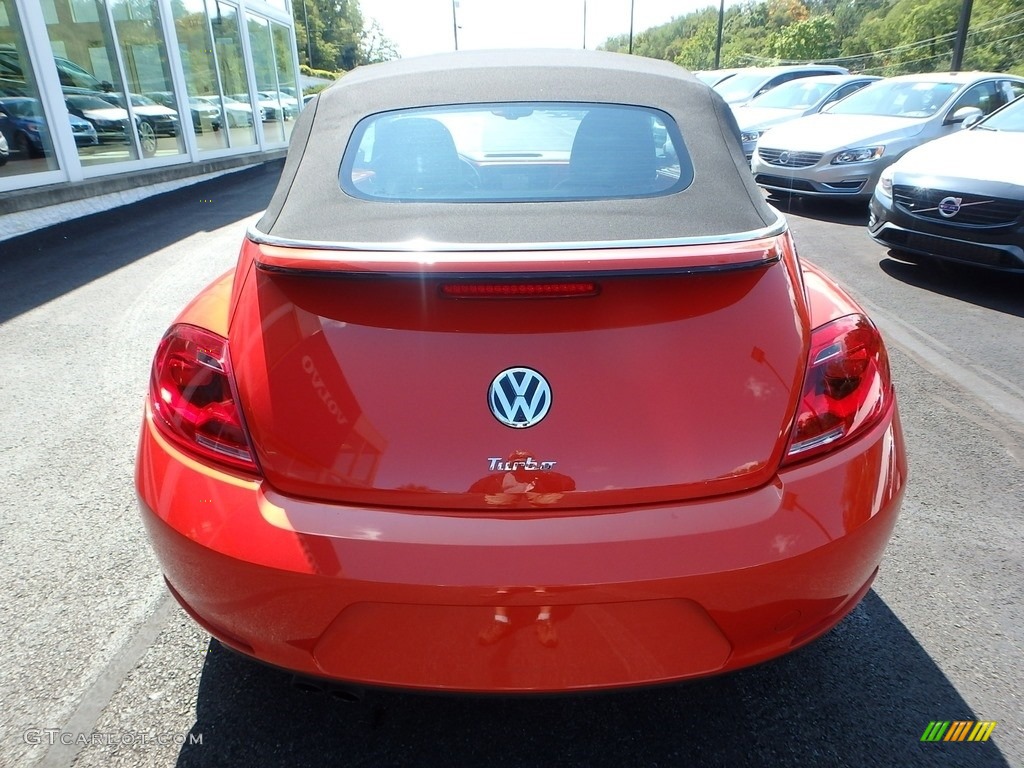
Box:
[876,166,894,199]
[740,129,764,144]
[831,146,884,164]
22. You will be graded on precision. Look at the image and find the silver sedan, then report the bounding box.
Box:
[751,72,1024,201]
[734,74,881,161]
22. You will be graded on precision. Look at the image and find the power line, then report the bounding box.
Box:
[740,6,1024,67]
[855,29,1024,73]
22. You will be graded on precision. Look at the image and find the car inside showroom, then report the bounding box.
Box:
[0,0,299,192]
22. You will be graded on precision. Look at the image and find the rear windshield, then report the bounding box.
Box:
[340,102,693,202]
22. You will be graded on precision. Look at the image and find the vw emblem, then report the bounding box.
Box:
[938,196,962,218]
[777,151,791,166]
[488,367,551,429]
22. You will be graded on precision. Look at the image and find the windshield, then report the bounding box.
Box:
[342,102,691,202]
[696,70,733,86]
[714,72,770,102]
[748,79,834,110]
[829,80,958,117]
[67,95,119,111]
[2,98,41,118]
[977,96,1024,131]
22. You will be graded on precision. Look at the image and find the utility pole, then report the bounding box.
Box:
[583,0,587,49]
[714,0,725,69]
[452,0,460,51]
[301,0,313,68]
[628,0,635,54]
[951,0,973,71]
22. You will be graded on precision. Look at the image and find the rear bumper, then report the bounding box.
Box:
[137,402,906,693]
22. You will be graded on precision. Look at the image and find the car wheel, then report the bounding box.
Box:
[139,121,158,157]
[16,131,40,159]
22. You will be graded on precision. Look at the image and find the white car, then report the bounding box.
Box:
[694,68,740,87]
[195,95,259,127]
[248,92,295,121]
[712,65,848,107]
[751,72,1024,201]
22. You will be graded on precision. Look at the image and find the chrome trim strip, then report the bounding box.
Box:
[256,257,780,277]
[246,213,788,253]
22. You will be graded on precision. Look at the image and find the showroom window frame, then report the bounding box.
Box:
[2,0,299,193]
[239,0,301,151]
[0,0,73,191]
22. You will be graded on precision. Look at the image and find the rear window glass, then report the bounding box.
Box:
[340,102,693,202]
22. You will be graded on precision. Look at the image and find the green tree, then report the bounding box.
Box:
[293,0,396,72]
[599,0,1023,76]
[769,14,839,60]
[361,19,399,64]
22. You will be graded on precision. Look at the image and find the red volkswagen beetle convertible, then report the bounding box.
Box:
[136,50,906,693]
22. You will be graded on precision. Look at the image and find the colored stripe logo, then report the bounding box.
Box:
[921,721,997,742]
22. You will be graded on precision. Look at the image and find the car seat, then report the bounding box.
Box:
[371,117,465,197]
[560,108,658,195]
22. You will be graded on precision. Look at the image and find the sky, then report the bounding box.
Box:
[359,0,717,58]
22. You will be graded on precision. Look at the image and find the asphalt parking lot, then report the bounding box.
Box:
[0,162,1020,768]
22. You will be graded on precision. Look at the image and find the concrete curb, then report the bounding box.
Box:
[0,149,286,243]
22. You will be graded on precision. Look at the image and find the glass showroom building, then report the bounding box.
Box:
[0,0,299,193]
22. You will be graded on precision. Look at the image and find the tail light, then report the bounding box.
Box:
[440,281,598,298]
[784,314,892,464]
[149,324,258,473]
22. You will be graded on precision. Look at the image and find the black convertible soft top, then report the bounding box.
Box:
[254,49,781,249]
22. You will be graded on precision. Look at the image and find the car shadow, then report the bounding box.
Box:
[174,591,1010,767]
[0,160,283,325]
[880,255,1024,318]
[767,193,870,228]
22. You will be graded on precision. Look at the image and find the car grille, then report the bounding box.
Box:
[878,228,1024,269]
[893,185,1024,228]
[757,148,823,168]
[754,174,816,192]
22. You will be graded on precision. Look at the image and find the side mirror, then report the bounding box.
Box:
[946,106,983,126]
[961,112,984,129]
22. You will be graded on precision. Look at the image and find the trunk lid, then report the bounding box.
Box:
[230,238,808,510]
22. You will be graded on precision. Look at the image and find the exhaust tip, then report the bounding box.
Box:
[291,675,364,702]
[291,676,325,694]
[330,686,364,703]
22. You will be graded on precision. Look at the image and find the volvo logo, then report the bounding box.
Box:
[488,367,551,428]
[777,151,791,166]
[938,196,962,218]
